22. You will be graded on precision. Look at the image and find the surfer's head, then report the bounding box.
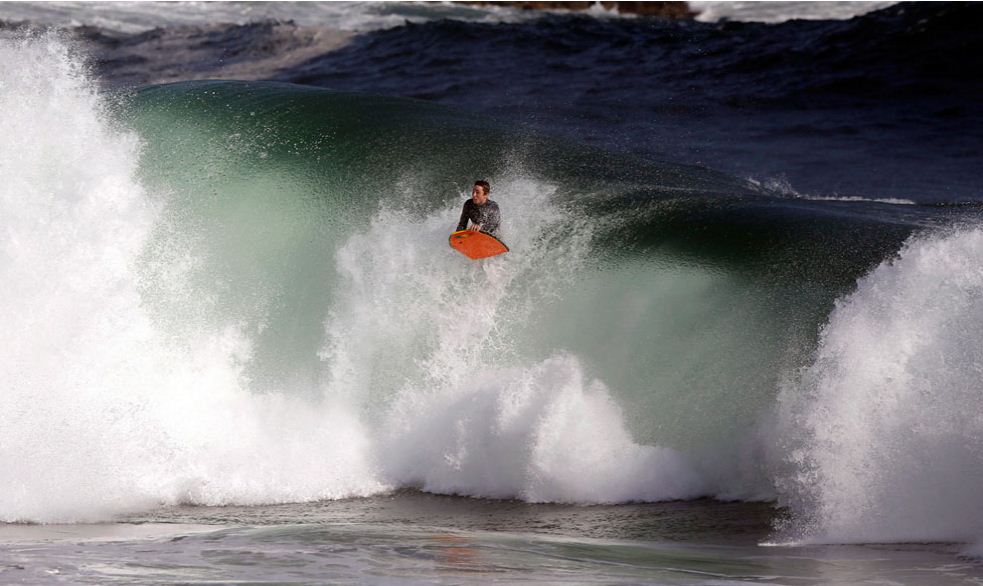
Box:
[472,180,490,205]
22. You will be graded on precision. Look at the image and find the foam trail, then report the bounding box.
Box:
[776,227,983,544]
[749,177,916,205]
[0,36,382,523]
[321,176,708,503]
[799,196,915,205]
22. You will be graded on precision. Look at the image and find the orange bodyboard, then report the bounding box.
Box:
[449,230,509,260]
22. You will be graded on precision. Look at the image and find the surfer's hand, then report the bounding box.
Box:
[468,224,482,232]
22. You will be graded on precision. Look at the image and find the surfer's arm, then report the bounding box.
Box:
[456,201,471,232]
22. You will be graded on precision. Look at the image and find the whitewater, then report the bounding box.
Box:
[0,35,385,521]
[1,36,712,522]
[3,12,983,583]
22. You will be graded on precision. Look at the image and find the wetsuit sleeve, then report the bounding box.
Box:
[456,201,471,231]
[482,202,501,234]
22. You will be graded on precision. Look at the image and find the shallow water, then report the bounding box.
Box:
[3,494,981,585]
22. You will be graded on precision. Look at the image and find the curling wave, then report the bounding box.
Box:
[3,34,983,554]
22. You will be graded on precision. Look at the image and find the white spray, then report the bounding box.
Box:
[0,36,382,523]
[321,176,708,503]
[0,35,712,522]
[777,227,983,544]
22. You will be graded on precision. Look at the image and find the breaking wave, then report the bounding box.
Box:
[3,33,982,553]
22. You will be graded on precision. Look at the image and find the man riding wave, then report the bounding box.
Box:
[456,180,500,235]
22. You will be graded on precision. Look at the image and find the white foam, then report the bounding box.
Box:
[0,36,712,521]
[380,354,706,503]
[0,35,383,523]
[0,35,715,522]
[799,195,916,205]
[748,177,916,205]
[321,173,708,504]
[776,227,983,544]
[0,1,537,34]
[691,1,897,24]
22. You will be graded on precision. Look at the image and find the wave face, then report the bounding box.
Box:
[3,29,983,551]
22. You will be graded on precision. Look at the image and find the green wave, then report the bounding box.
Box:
[124,81,916,484]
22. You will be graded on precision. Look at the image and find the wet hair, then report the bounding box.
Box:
[474,180,490,195]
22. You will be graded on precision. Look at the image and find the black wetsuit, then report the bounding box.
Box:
[456,199,501,234]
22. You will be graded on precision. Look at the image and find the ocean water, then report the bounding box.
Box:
[2,2,983,584]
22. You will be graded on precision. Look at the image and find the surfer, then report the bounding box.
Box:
[456,180,500,235]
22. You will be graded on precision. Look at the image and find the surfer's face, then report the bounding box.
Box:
[471,185,488,205]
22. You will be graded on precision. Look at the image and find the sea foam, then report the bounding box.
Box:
[777,227,983,544]
[321,173,709,503]
[0,35,383,522]
[380,353,706,503]
[0,36,710,522]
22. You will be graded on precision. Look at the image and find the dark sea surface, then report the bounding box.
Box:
[41,1,979,203]
[260,2,983,203]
